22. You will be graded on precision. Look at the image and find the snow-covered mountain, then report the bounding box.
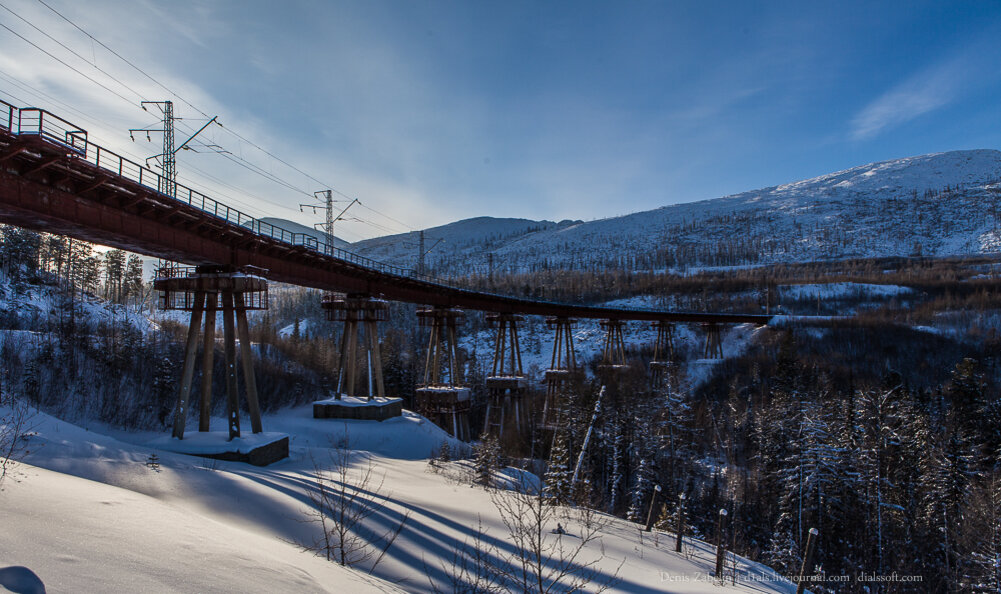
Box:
[350,216,575,265]
[344,150,1001,274]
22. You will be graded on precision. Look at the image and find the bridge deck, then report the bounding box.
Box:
[0,100,771,324]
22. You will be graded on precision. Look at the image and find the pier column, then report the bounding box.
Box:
[649,321,674,388]
[541,316,577,428]
[702,322,723,359]
[483,313,528,437]
[415,307,470,440]
[155,265,269,441]
[324,293,389,400]
[598,319,630,376]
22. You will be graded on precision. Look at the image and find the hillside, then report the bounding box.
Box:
[0,267,804,593]
[339,149,1001,275]
[1,404,799,593]
[1,182,995,590]
[351,216,570,269]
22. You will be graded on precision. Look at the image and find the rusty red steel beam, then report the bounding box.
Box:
[0,126,772,324]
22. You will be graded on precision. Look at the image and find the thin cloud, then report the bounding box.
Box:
[850,54,970,141]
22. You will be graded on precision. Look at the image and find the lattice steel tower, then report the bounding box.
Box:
[161,100,175,198]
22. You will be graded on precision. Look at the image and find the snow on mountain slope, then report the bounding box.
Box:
[3,405,799,593]
[345,150,1001,275]
[351,216,567,265]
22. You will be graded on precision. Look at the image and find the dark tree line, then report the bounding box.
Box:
[538,326,1001,592]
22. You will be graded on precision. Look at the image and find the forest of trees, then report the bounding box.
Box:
[0,225,328,430]
[531,330,1001,592]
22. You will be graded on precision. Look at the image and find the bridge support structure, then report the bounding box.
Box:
[649,321,675,388]
[415,307,471,441]
[702,322,724,359]
[598,319,630,376]
[483,313,528,437]
[323,293,388,400]
[313,293,402,421]
[541,316,577,428]
[155,265,268,441]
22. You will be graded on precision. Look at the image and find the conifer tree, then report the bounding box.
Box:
[921,425,974,587]
[103,249,126,302]
[21,358,40,405]
[544,427,573,505]
[627,456,654,523]
[473,432,500,487]
[436,439,451,463]
[123,253,144,308]
[152,356,176,428]
[964,472,1001,593]
[607,413,626,514]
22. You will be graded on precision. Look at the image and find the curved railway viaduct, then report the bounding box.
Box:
[0,99,776,445]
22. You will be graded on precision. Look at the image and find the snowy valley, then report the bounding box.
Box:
[4,148,1001,593]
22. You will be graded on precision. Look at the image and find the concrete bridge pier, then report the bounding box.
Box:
[313,293,402,421]
[598,319,630,376]
[483,313,528,438]
[156,264,268,441]
[415,307,471,441]
[323,293,388,400]
[702,322,724,359]
[541,316,578,428]
[649,320,675,388]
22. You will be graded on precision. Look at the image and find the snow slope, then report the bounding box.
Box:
[0,273,152,334]
[341,149,1001,274]
[1,465,397,593]
[352,217,563,261]
[2,405,799,593]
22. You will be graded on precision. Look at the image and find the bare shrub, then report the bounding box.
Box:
[489,476,621,593]
[0,392,33,489]
[297,442,410,570]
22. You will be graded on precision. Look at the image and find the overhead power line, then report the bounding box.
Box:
[23,0,417,239]
[357,202,417,233]
[30,1,326,201]
[35,0,200,114]
[0,20,137,107]
[0,2,146,101]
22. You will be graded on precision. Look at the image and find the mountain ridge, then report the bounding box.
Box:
[338,149,1001,275]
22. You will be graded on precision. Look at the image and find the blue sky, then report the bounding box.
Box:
[2,0,1001,241]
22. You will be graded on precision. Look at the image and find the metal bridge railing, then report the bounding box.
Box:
[15,107,88,155]
[1,100,448,283]
[0,99,14,132]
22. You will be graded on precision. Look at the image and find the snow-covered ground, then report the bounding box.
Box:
[2,404,800,593]
[0,275,153,334]
[777,282,912,301]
